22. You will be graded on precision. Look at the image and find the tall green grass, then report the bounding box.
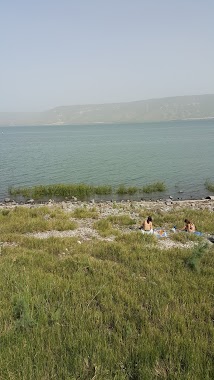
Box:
[185,243,209,272]
[0,205,213,379]
[9,181,167,200]
[70,206,99,219]
[142,181,166,193]
[0,206,77,234]
[9,183,112,200]
[205,179,214,192]
[116,185,139,195]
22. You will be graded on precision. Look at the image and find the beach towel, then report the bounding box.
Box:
[154,229,168,238]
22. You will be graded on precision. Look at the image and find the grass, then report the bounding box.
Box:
[9,181,167,201]
[116,185,139,195]
[0,206,77,234]
[185,243,209,272]
[93,219,120,237]
[70,206,99,219]
[139,207,214,234]
[142,181,166,193]
[106,215,136,226]
[9,183,112,200]
[0,203,213,379]
[205,179,214,192]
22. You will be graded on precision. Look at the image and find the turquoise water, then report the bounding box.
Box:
[0,120,214,200]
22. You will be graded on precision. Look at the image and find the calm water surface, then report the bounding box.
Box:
[0,120,214,200]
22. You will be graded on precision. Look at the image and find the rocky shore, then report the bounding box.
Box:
[1,196,214,212]
[1,197,214,249]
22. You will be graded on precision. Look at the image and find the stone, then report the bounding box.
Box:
[4,198,11,203]
[26,199,35,204]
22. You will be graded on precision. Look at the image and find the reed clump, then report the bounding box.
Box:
[142,181,166,193]
[116,185,139,195]
[9,181,167,201]
[10,183,112,200]
[205,179,214,192]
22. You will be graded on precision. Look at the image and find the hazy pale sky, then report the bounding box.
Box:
[1,0,214,111]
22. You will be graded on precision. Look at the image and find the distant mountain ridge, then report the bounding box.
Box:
[1,94,214,126]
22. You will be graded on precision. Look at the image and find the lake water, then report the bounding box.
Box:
[0,120,214,201]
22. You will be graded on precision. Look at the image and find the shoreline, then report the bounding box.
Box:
[1,197,214,211]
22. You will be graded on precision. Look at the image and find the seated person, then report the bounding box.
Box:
[140,216,153,234]
[181,219,196,233]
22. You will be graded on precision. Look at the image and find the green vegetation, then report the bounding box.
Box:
[1,94,214,126]
[70,206,99,219]
[116,185,139,195]
[170,231,202,244]
[205,179,214,192]
[0,206,77,234]
[139,207,214,234]
[9,181,167,201]
[107,215,136,226]
[0,204,213,379]
[9,183,112,200]
[185,243,209,272]
[93,219,120,237]
[142,181,166,193]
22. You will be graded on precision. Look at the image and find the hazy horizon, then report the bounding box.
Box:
[1,93,214,114]
[1,0,214,112]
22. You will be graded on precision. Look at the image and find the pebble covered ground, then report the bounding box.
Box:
[1,198,213,249]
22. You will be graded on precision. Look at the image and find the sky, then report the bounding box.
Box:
[0,0,214,112]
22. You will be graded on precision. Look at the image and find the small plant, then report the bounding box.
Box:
[116,185,138,195]
[142,181,166,193]
[170,232,202,244]
[93,219,119,237]
[185,243,208,272]
[205,179,214,192]
[9,183,113,200]
[107,215,136,226]
[94,185,112,195]
[1,209,10,216]
[71,207,98,219]
[13,297,36,330]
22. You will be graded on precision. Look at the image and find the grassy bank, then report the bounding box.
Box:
[9,181,167,200]
[0,203,213,379]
